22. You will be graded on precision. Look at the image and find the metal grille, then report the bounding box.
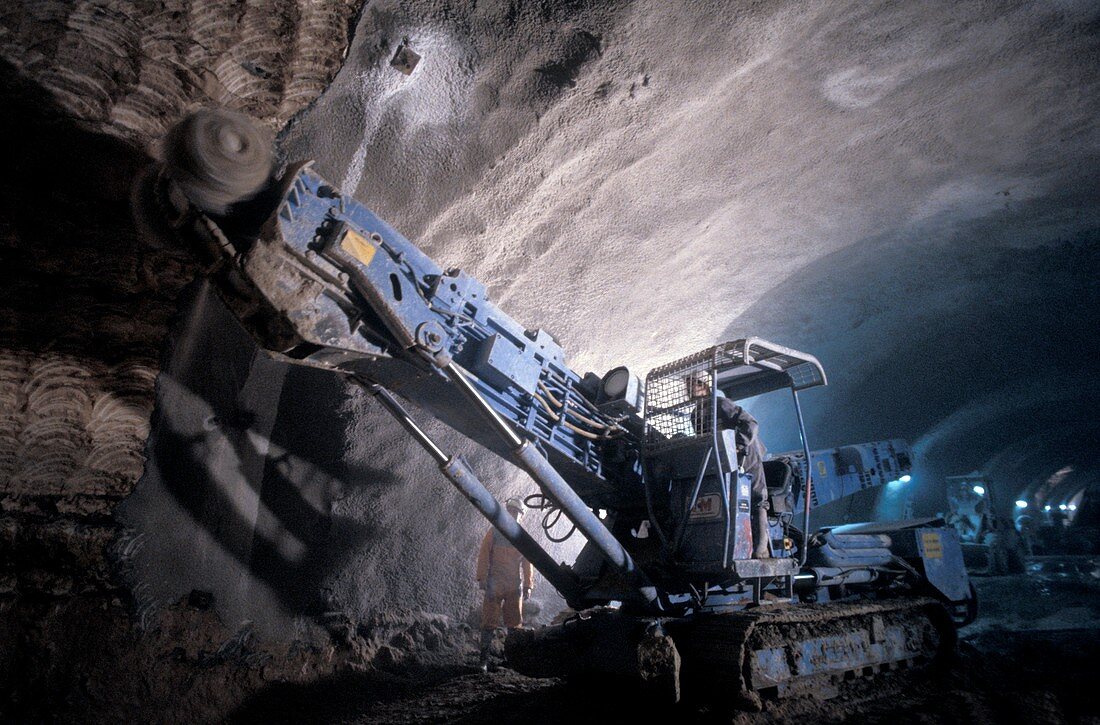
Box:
[643,339,827,454]
[643,345,729,454]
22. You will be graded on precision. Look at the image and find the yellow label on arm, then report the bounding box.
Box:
[341,229,377,267]
[921,532,943,559]
[817,460,828,477]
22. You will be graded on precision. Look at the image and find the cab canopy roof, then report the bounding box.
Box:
[646,338,827,402]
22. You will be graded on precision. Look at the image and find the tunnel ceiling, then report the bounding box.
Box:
[2,0,1098,637]
[281,1,1100,489]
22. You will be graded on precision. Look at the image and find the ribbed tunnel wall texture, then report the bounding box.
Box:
[0,0,365,716]
[0,0,1098,719]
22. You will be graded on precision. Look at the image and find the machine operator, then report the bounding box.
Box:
[688,373,772,558]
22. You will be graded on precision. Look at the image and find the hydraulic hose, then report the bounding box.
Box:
[357,378,585,606]
[445,363,658,606]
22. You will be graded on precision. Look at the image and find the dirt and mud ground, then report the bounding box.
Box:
[226,618,1100,724]
[233,562,1100,724]
[2,554,1097,723]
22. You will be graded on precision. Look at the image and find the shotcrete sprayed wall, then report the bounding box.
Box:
[278,0,1099,543]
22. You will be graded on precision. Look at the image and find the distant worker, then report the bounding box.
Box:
[1015,513,1036,556]
[982,514,1026,574]
[476,496,535,670]
[687,372,771,558]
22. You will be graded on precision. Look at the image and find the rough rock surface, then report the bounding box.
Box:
[1,593,478,722]
[0,0,358,144]
[0,0,359,594]
[0,2,358,720]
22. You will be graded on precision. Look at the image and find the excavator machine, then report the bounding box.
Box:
[134,109,975,708]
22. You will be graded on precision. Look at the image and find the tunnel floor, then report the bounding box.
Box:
[223,628,1100,724]
[3,565,1098,722]
[222,564,1100,725]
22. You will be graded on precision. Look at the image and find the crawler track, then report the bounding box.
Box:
[507,597,955,710]
[676,597,954,709]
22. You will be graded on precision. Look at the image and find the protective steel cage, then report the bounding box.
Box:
[642,339,827,454]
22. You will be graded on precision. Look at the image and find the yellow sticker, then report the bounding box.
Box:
[817,460,828,477]
[921,532,943,559]
[341,229,376,267]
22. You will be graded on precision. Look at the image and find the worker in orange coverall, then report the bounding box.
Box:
[476,496,534,670]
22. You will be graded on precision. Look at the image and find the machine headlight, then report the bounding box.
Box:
[602,367,631,399]
[597,366,644,415]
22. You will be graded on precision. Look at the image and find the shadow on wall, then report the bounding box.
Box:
[722,192,1100,524]
[117,282,393,638]
[117,281,558,639]
[0,59,185,365]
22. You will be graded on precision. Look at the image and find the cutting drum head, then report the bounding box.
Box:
[161,108,273,215]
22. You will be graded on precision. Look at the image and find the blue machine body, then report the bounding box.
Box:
[666,431,756,569]
[181,160,974,619]
[777,438,913,513]
[827,519,970,602]
[151,123,984,699]
[252,167,621,502]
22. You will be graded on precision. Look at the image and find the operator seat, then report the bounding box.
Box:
[762,458,795,514]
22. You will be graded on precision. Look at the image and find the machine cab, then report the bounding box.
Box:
[640,339,826,586]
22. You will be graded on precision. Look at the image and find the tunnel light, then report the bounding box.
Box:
[597,366,644,414]
[1015,500,1028,509]
[1044,505,1052,512]
[1068,504,1077,512]
[900,474,912,483]
[1059,504,1068,511]
[972,485,986,496]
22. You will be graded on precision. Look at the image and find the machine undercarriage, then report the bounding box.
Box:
[506,596,954,708]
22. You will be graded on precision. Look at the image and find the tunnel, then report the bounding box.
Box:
[1,1,1098,722]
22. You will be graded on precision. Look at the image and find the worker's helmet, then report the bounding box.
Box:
[505,496,526,515]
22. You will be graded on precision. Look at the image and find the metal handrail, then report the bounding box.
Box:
[792,386,814,566]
